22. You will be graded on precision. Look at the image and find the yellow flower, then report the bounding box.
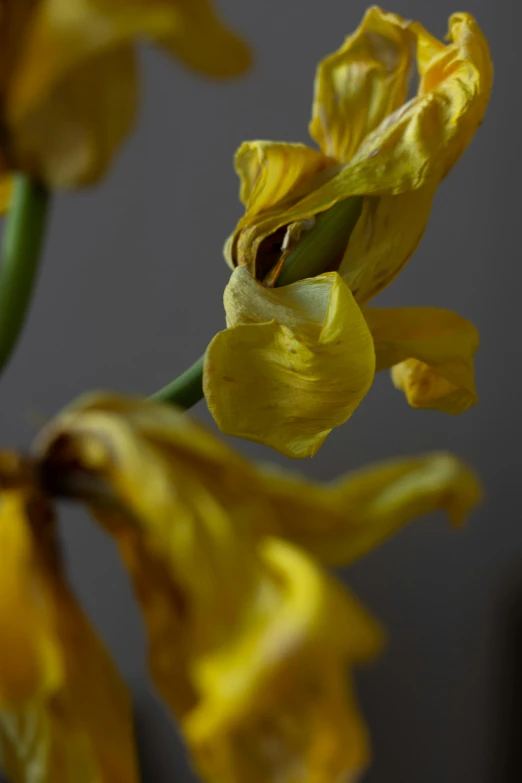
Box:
[205,8,492,457]
[0,0,251,188]
[0,452,139,783]
[33,393,482,783]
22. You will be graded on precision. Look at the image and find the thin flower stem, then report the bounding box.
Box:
[151,196,363,409]
[0,175,51,378]
[151,355,205,408]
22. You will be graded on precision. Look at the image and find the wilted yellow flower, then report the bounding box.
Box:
[33,393,482,783]
[0,0,251,188]
[0,452,139,783]
[205,8,492,457]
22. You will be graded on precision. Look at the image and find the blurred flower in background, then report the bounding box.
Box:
[0,393,481,783]
[0,0,251,189]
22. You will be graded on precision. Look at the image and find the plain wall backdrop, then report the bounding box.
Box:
[0,1,518,781]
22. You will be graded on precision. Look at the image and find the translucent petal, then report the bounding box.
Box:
[364,306,479,413]
[310,7,413,162]
[204,268,375,458]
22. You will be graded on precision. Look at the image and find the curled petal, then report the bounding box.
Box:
[259,453,483,567]
[186,538,384,783]
[233,12,492,272]
[36,394,274,715]
[310,7,413,162]
[36,395,386,783]
[226,141,332,271]
[204,268,376,458]
[0,471,138,783]
[338,183,437,303]
[364,306,479,413]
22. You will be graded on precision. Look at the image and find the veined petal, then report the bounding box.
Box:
[233,12,492,273]
[309,7,413,163]
[204,268,376,458]
[364,306,479,413]
[0,468,138,783]
[181,538,384,783]
[226,141,332,271]
[338,183,437,303]
[258,453,482,567]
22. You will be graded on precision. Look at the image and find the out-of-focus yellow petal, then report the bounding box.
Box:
[258,453,482,567]
[36,393,272,716]
[11,46,138,187]
[158,0,252,78]
[338,183,438,303]
[0,462,61,709]
[37,394,387,783]
[232,13,492,274]
[187,538,384,783]
[204,268,375,458]
[309,7,413,162]
[0,177,13,214]
[11,0,250,120]
[0,462,139,783]
[364,306,479,413]
[8,0,250,186]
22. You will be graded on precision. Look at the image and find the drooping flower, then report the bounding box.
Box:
[204,8,492,457]
[0,0,251,189]
[33,392,482,783]
[0,452,139,783]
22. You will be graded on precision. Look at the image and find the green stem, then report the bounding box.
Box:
[152,196,362,409]
[0,175,50,377]
[151,355,204,408]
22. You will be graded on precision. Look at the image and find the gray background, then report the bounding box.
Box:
[1,0,518,781]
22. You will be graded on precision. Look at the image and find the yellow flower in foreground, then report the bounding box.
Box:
[205,8,492,457]
[29,393,482,783]
[0,453,139,783]
[0,0,251,188]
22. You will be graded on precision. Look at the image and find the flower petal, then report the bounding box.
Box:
[36,395,385,783]
[309,7,413,162]
[8,0,250,185]
[338,183,438,303]
[10,46,139,187]
[225,141,332,271]
[36,393,273,716]
[0,467,139,783]
[233,13,492,274]
[186,538,384,783]
[364,306,479,413]
[204,268,376,458]
[258,453,482,567]
[158,0,252,78]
